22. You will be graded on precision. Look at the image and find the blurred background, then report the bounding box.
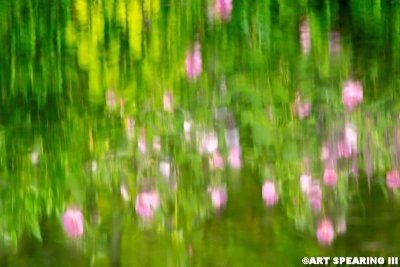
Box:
[0,0,400,266]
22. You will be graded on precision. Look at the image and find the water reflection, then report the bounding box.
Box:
[1,0,400,266]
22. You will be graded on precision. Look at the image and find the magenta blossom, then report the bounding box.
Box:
[387,170,400,190]
[323,168,338,187]
[135,191,160,219]
[208,186,228,209]
[342,80,363,111]
[213,0,232,22]
[317,218,334,246]
[185,41,202,80]
[62,208,84,238]
[262,181,278,207]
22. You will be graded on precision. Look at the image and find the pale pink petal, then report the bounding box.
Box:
[135,191,160,219]
[209,151,224,170]
[262,181,278,207]
[62,208,84,238]
[300,174,312,193]
[208,186,228,209]
[228,145,242,169]
[120,185,130,202]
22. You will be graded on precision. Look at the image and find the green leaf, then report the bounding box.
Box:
[31,218,42,242]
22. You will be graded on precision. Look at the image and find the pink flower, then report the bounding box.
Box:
[387,170,400,190]
[298,102,311,119]
[199,132,218,154]
[308,181,322,213]
[208,186,228,209]
[159,161,171,179]
[317,218,334,246]
[342,80,363,111]
[345,124,357,153]
[135,191,160,219]
[262,181,278,207]
[185,41,202,80]
[163,91,173,113]
[336,139,352,158]
[300,19,311,55]
[323,168,338,187]
[321,143,331,161]
[214,0,232,22]
[300,174,312,193]
[209,151,224,170]
[228,145,242,169]
[62,208,84,238]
